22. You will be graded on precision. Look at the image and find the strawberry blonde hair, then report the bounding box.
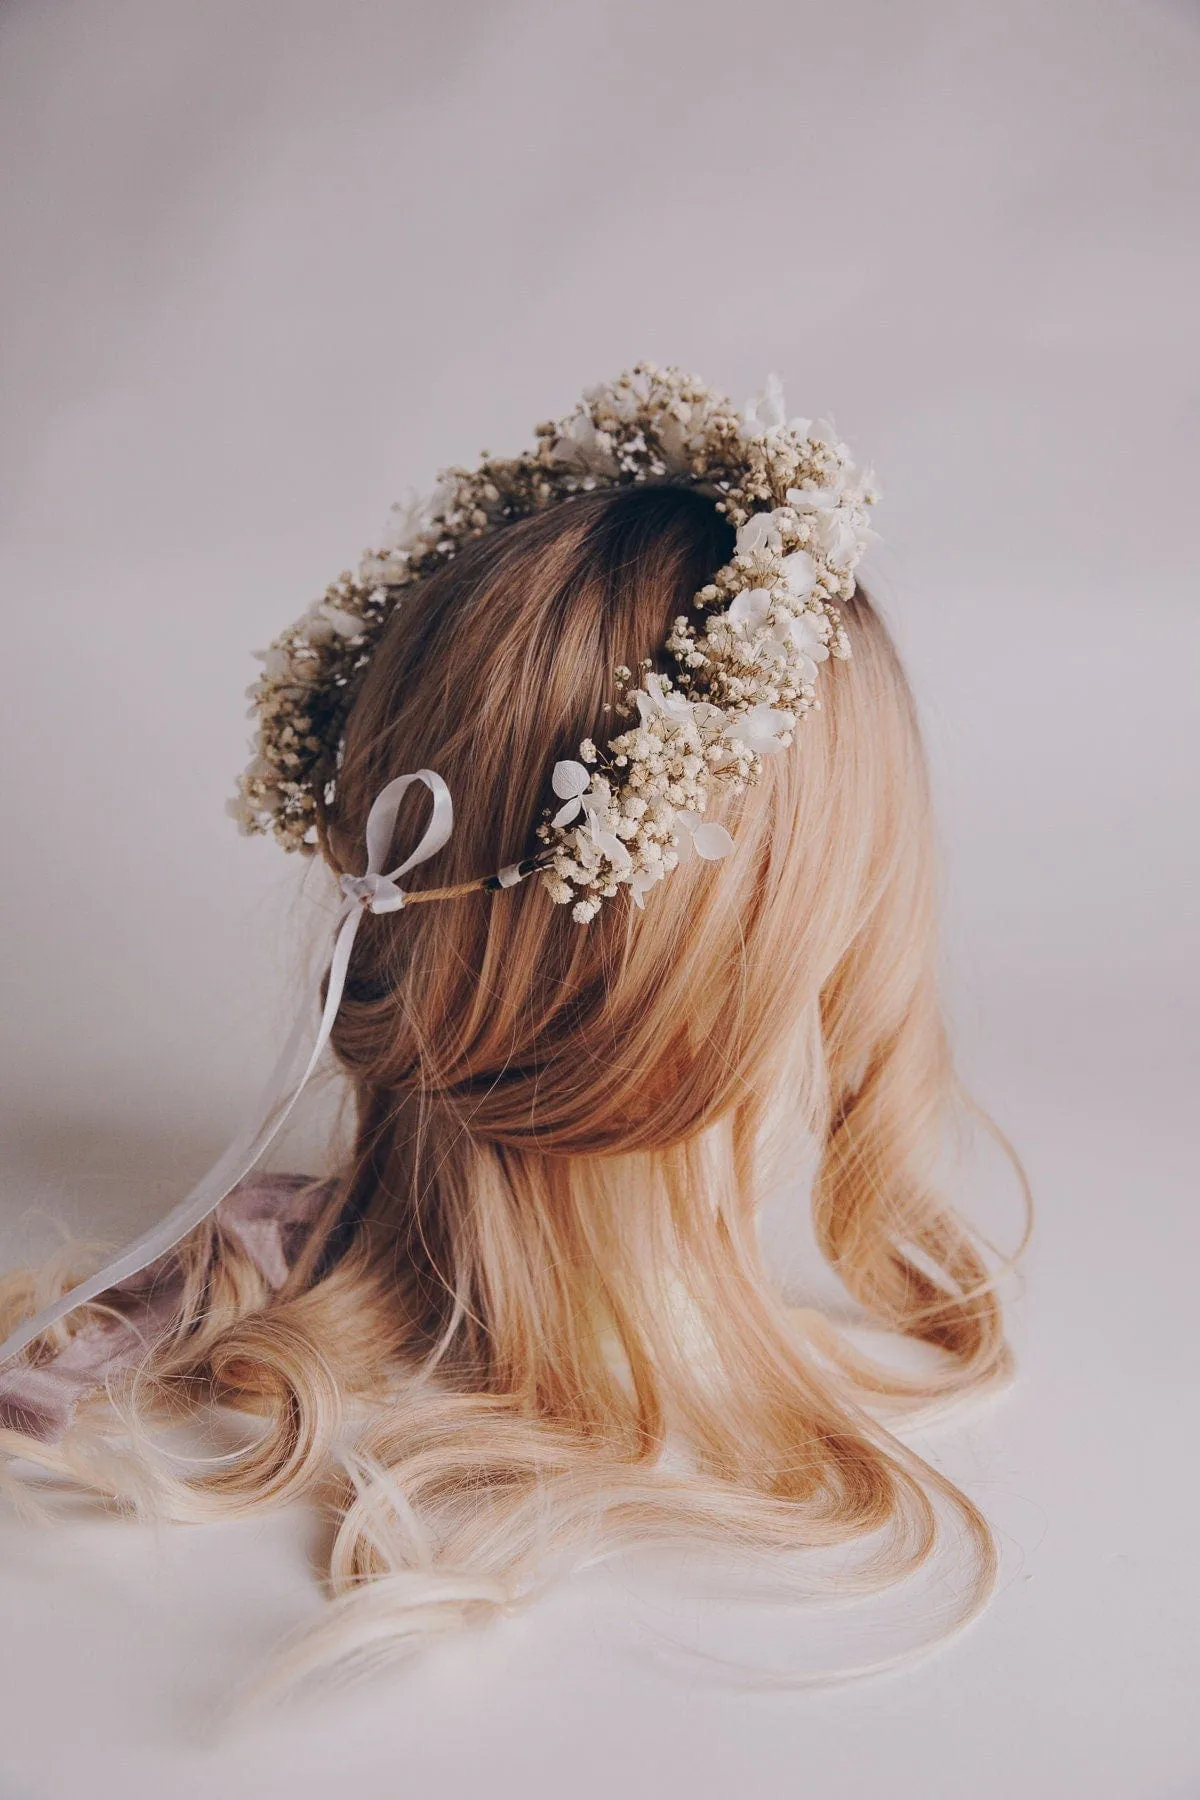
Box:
[1,484,1023,1690]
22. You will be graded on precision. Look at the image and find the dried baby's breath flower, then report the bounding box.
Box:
[233,364,878,917]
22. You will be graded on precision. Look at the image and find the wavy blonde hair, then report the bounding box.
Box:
[1,484,1025,1690]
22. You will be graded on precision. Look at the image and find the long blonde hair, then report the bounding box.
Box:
[1,483,1024,1689]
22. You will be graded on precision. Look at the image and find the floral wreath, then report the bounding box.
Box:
[230,364,878,923]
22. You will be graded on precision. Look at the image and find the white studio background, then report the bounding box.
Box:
[0,1,1197,1797]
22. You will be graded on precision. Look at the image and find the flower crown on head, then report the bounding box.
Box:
[230,364,879,923]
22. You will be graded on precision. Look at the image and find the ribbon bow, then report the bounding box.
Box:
[0,771,454,1369]
[340,872,405,911]
[336,768,453,917]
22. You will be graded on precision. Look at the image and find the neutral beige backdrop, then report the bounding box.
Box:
[0,2,1197,1796]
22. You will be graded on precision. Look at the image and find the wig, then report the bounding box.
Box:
[0,483,1025,1690]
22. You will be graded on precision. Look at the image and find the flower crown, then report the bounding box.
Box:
[230,364,878,923]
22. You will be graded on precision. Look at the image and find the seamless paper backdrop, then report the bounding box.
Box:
[0,2,1197,1797]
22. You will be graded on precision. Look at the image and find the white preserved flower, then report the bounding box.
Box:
[726,587,774,631]
[550,759,592,826]
[812,507,868,571]
[634,673,694,726]
[740,375,811,442]
[779,549,818,598]
[381,489,432,553]
[735,511,785,557]
[675,812,736,863]
[317,604,363,639]
[629,866,664,908]
[730,705,796,757]
[779,613,831,684]
[551,408,618,474]
[593,829,632,872]
[786,483,839,513]
[235,362,876,918]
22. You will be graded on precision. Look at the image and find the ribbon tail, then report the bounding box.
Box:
[0,902,364,1369]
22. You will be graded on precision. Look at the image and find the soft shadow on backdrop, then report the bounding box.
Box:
[0,2,1196,1797]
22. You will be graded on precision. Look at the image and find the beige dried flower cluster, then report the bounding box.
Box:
[230,364,878,920]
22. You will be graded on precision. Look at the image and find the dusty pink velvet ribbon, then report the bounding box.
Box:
[0,1174,331,1445]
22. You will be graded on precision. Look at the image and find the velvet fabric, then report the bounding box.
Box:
[0,1174,330,1444]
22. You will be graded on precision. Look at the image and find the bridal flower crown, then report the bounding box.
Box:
[230,364,878,924]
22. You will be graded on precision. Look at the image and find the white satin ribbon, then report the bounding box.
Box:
[0,769,454,1369]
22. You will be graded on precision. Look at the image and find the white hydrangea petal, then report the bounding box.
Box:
[737,704,796,755]
[552,796,583,828]
[785,612,828,656]
[629,868,659,909]
[727,587,772,630]
[735,513,777,556]
[780,550,818,597]
[640,673,694,721]
[552,760,591,800]
[382,488,433,552]
[692,824,736,860]
[595,830,632,873]
[763,374,787,424]
[748,703,796,731]
[823,512,866,569]
[742,374,786,436]
[319,606,362,638]
[786,484,838,513]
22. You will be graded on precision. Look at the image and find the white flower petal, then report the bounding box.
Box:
[319,605,362,638]
[692,823,736,860]
[636,674,694,724]
[552,796,583,828]
[727,587,773,630]
[647,673,693,719]
[735,513,778,556]
[786,484,838,512]
[595,830,632,873]
[822,513,865,569]
[779,549,817,597]
[741,374,787,436]
[736,704,796,755]
[788,614,830,661]
[383,487,438,552]
[552,759,591,800]
[629,868,658,909]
